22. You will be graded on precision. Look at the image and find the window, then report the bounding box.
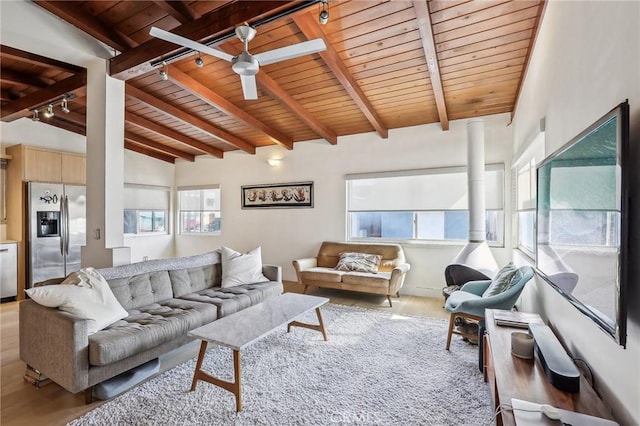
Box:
[123,184,169,235]
[513,132,545,255]
[346,165,504,244]
[178,186,221,234]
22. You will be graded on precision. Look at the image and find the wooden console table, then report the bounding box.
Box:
[484,309,615,426]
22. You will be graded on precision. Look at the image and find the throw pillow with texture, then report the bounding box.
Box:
[25,267,128,334]
[334,252,382,273]
[482,262,518,297]
[221,246,269,288]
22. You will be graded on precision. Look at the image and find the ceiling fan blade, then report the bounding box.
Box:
[254,39,326,66]
[149,27,234,63]
[240,75,258,100]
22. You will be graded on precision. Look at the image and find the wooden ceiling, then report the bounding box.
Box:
[1,0,545,163]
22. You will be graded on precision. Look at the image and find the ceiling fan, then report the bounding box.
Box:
[149,25,326,100]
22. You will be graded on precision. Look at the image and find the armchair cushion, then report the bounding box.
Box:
[482,262,518,297]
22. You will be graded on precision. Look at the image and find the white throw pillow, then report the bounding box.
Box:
[25,267,128,335]
[221,246,269,288]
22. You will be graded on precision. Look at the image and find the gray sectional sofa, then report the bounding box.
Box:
[19,250,282,397]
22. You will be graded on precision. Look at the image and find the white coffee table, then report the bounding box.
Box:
[187,292,330,412]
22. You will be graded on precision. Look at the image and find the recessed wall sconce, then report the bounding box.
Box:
[43,104,54,119]
[319,0,329,25]
[267,158,282,167]
[195,54,204,68]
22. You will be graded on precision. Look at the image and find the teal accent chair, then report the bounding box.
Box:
[445,265,534,350]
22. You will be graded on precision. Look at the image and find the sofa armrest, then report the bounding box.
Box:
[262,264,282,283]
[389,263,411,294]
[460,279,492,296]
[19,300,90,393]
[292,258,318,284]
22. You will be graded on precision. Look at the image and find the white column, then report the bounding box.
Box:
[81,59,130,268]
[467,118,486,243]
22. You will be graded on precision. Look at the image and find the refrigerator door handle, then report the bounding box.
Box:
[64,195,70,255]
[59,195,66,256]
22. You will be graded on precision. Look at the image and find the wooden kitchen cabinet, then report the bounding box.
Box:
[7,145,85,184]
[61,153,86,184]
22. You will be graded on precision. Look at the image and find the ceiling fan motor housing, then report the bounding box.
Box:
[232,51,259,76]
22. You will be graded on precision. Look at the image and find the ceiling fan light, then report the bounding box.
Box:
[43,104,54,119]
[195,54,204,68]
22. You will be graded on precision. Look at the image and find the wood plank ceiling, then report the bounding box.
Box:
[1,0,545,163]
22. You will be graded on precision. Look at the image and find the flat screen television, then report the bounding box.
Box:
[536,101,629,347]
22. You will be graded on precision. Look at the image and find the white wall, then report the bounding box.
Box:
[0,0,175,265]
[512,1,640,424]
[175,115,513,297]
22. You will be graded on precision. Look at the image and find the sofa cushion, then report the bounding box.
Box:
[25,267,128,335]
[169,264,219,297]
[107,271,174,310]
[221,246,269,288]
[300,267,345,283]
[341,271,391,289]
[178,281,283,317]
[88,298,218,366]
[335,252,382,273]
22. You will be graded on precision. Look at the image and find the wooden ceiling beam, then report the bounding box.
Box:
[109,1,298,80]
[33,1,135,53]
[255,71,337,145]
[166,66,292,149]
[41,116,86,136]
[0,45,84,74]
[48,109,86,126]
[292,13,388,139]
[124,130,195,162]
[125,85,227,158]
[0,72,87,122]
[124,141,176,163]
[0,69,51,87]
[124,110,214,158]
[413,0,449,131]
[153,1,198,24]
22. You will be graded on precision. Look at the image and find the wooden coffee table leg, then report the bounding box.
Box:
[190,344,243,412]
[191,341,208,391]
[287,306,328,341]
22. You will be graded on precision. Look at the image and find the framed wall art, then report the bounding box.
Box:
[241,181,313,209]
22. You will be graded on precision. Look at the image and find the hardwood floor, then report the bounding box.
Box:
[0,283,448,426]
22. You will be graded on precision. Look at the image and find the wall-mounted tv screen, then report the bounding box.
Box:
[536,101,629,347]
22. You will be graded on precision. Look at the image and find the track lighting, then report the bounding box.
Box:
[319,0,329,25]
[27,93,76,122]
[195,54,204,68]
[159,62,168,80]
[43,104,54,119]
[61,96,70,113]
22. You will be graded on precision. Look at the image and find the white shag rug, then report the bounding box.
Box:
[69,304,492,426]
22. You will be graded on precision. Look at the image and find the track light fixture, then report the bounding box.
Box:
[319,0,329,25]
[43,104,54,119]
[159,61,168,80]
[195,54,204,68]
[61,96,70,113]
[28,93,76,122]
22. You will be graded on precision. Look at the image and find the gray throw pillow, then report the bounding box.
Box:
[482,262,518,297]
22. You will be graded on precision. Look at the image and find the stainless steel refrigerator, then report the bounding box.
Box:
[27,182,86,288]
